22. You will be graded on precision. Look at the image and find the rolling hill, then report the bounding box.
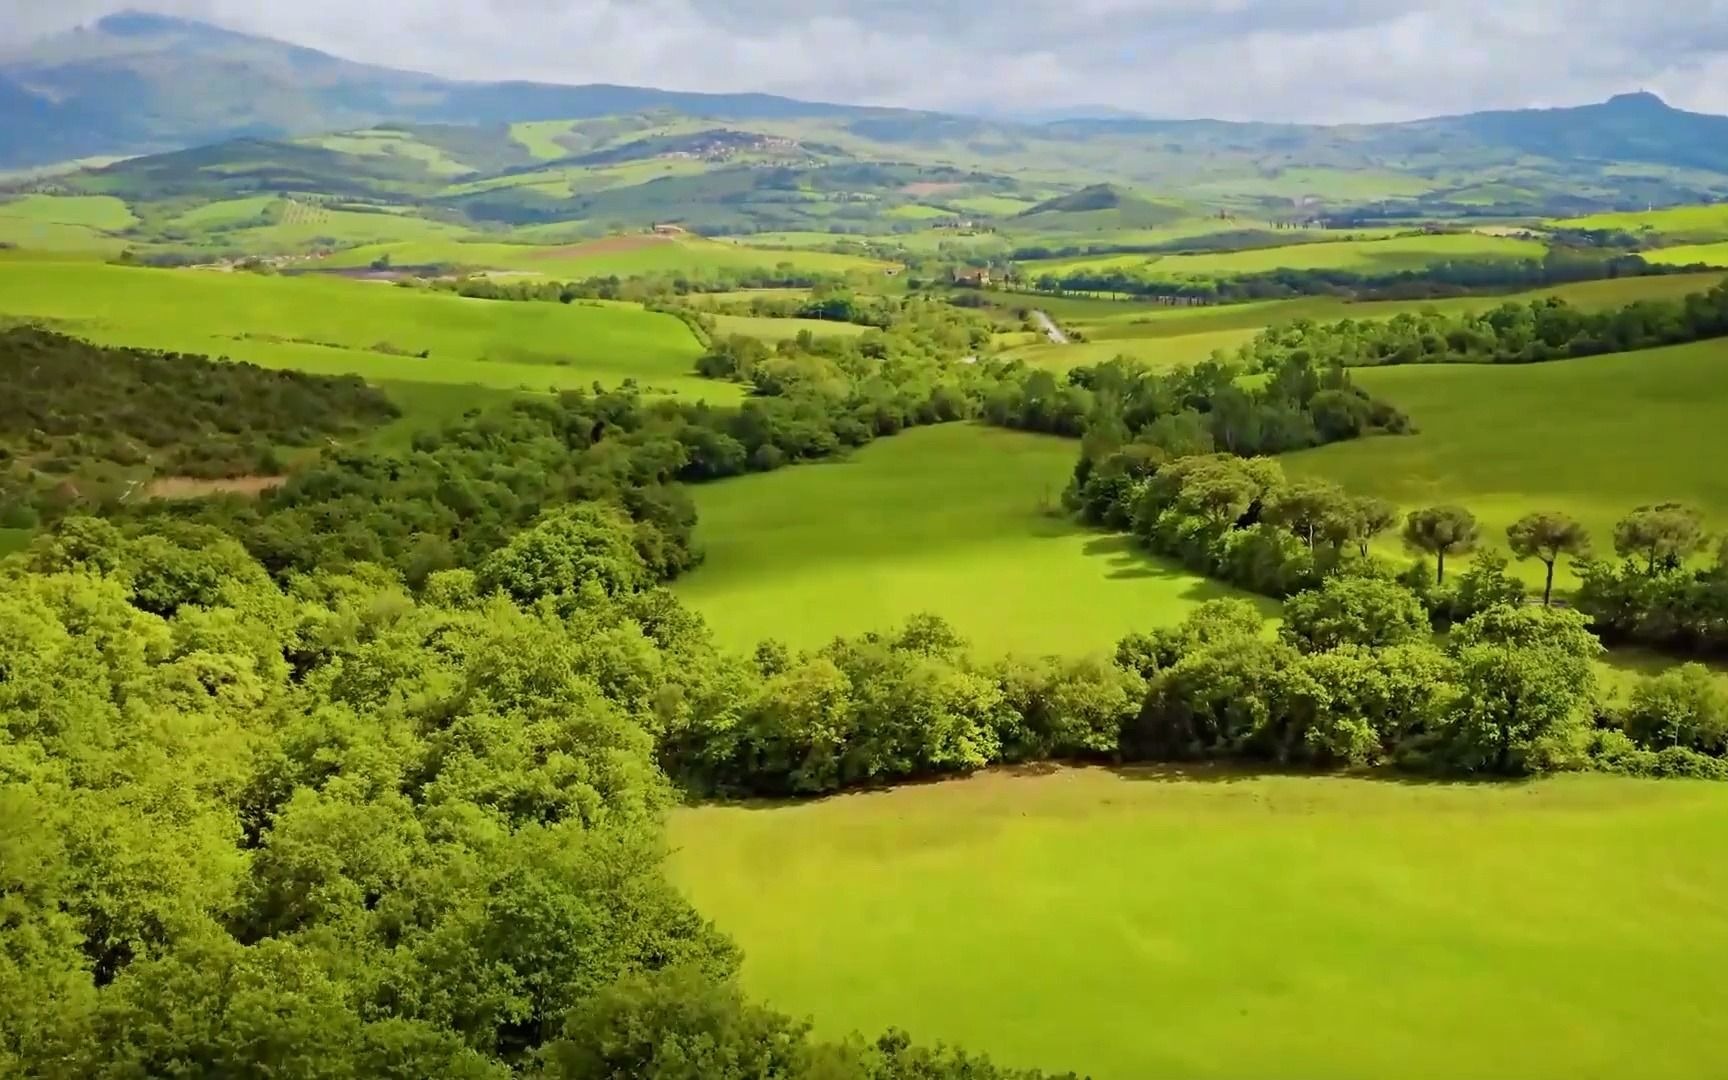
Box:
[7,12,1728,220]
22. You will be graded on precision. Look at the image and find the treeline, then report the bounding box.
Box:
[408,264,852,305]
[0,520,1072,1078]
[1031,251,1710,305]
[1575,503,1728,657]
[980,353,1412,453]
[1236,281,1728,368]
[0,328,398,525]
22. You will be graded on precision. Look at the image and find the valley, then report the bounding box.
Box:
[6,11,1728,1080]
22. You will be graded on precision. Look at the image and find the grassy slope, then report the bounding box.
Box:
[1555,203,1728,240]
[1645,241,1728,268]
[1283,340,1728,563]
[1025,233,1548,280]
[0,194,138,230]
[323,235,892,278]
[673,423,1269,655]
[708,313,870,341]
[0,260,733,402]
[671,768,1728,1080]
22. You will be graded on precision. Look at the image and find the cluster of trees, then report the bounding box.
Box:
[0,518,1069,1077]
[982,354,1411,455]
[1236,281,1728,368]
[1575,503,1728,657]
[0,328,398,526]
[1030,252,1710,305]
[694,286,898,329]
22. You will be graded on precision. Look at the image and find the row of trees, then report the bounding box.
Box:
[1030,252,1711,305]
[410,265,856,305]
[981,353,1411,457]
[1236,281,1728,368]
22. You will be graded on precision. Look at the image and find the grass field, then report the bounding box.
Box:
[1023,233,1548,281]
[670,767,1728,1080]
[0,260,732,403]
[673,423,1268,654]
[1644,241,1728,268]
[323,234,894,278]
[1554,203,1728,241]
[0,194,138,253]
[708,313,871,341]
[1284,339,1728,571]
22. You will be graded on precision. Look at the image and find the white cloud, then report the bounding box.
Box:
[9,0,1728,122]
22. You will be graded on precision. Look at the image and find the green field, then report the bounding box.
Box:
[1024,232,1548,281]
[0,193,138,253]
[0,260,731,402]
[323,234,894,278]
[1555,203,1728,241]
[671,768,1728,1080]
[1645,241,1728,268]
[1284,340,1728,568]
[709,313,871,341]
[673,423,1268,654]
[311,130,473,177]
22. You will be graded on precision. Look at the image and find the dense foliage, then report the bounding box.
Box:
[0,328,397,525]
[1235,280,1728,368]
[0,519,1073,1078]
[1030,250,1710,305]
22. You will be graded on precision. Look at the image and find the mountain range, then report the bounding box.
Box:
[7,12,1728,214]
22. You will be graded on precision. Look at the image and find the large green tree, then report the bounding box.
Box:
[1402,505,1480,584]
[1506,512,1591,605]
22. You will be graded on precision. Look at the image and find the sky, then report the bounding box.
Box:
[11,1,1728,123]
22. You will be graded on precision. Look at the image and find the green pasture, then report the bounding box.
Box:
[162,195,282,230]
[0,260,732,403]
[1555,203,1728,241]
[0,193,138,253]
[1645,241,1728,268]
[322,235,894,278]
[1024,232,1547,280]
[509,120,576,160]
[310,130,473,177]
[947,195,1037,216]
[1003,328,1263,372]
[671,768,1728,1080]
[708,313,871,341]
[0,193,138,231]
[673,423,1268,655]
[1186,166,1440,201]
[1284,339,1728,572]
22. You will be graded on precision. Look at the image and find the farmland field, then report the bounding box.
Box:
[1644,241,1728,268]
[1023,232,1548,280]
[1284,339,1728,564]
[1554,203,1728,241]
[0,260,732,402]
[708,313,871,341]
[674,423,1269,654]
[322,233,893,277]
[671,767,1728,1080]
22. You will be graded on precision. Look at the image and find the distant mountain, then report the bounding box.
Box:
[0,11,887,167]
[8,11,1728,215]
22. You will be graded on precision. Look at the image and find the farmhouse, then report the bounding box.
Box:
[951,267,992,287]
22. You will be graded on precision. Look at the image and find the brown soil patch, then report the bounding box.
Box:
[901,181,966,197]
[528,234,676,259]
[146,475,286,500]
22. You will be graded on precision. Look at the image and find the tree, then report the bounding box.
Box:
[1281,577,1430,653]
[1331,495,1397,559]
[1506,511,1592,605]
[1613,503,1708,575]
[1623,664,1728,752]
[1402,505,1480,584]
[1264,480,1349,551]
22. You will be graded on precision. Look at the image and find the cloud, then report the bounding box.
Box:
[9,0,1728,122]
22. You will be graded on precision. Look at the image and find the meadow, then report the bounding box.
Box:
[1284,339,1728,565]
[670,767,1728,1080]
[0,259,734,403]
[673,423,1269,655]
[321,233,893,278]
[1554,202,1728,241]
[0,193,137,253]
[708,313,871,341]
[1022,232,1548,281]
[1644,241,1728,268]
